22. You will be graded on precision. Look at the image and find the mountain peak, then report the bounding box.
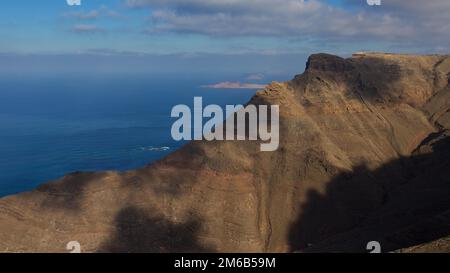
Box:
[305,53,354,72]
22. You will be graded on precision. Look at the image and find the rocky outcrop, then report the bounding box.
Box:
[0,52,449,253]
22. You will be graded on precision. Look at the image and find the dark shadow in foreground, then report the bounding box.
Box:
[99,206,214,253]
[289,132,450,252]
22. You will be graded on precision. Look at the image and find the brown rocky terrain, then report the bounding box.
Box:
[0,52,449,253]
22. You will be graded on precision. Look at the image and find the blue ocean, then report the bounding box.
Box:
[0,73,259,197]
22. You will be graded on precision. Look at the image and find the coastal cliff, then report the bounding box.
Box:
[1,52,449,253]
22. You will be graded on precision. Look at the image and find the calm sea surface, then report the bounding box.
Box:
[0,73,257,197]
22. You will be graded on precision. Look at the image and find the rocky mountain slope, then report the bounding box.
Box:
[0,52,449,253]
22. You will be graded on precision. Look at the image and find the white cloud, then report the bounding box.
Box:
[63,5,123,20]
[125,0,450,51]
[71,24,105,33]
[63,10,100,20]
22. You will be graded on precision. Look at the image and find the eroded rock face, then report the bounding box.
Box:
[0,52,449,253]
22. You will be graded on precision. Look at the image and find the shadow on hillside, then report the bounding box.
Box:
[98,206,214,253]
[37,171,111,210]
[288,134,450,253]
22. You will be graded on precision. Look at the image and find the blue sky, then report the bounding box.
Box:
[0,0,275,54]
[0,0,449,76]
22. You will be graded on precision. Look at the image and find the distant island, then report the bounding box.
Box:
[202,81,267,89]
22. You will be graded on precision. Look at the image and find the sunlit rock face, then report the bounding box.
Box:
[0,52,449,253]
